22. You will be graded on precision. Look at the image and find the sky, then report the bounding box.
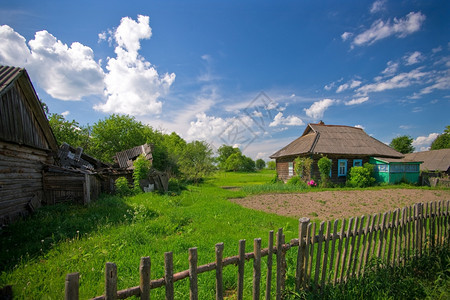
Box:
[1,0,449,160]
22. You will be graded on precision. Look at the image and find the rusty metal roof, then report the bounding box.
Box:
[0,65,23,94]
[114,144,153,169]
[405,149,450,172]
[270,123,403,159]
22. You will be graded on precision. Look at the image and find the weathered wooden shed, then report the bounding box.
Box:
[0,66,58,225]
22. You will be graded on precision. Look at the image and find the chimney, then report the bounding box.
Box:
[318,120,325,125]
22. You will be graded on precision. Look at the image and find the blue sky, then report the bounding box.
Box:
[1,0,449,160]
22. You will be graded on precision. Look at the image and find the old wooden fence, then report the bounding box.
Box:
[65,201,449,299]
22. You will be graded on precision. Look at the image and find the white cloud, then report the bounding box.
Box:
[186,112,230,142]
[269,112,304,127]
[381,61,399,75]
[341,32,353,41]
[418,72,450,95]
[255,152,267,160]
[94,15,176,115]
[412,133,439,151]
[351,12,426,47]
[336,80,362,93]
[0,25,105,100]
[432,46,443,54]
[304,99,335,120]
[357,68,428,94]
[370,0,386,14]
[354,124,365,130]
[345,96,369,106]
[404,51,423,65]
[399,125,412,130]
[61,110,70,117]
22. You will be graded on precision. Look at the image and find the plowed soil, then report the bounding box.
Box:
[230,189,450,220]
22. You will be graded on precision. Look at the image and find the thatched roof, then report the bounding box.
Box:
[404,149,450,172]
[270,123,403,159]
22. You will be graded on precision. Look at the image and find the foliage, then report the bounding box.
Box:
[430,125,450,150]
[48,113,90,149]
[255,159,266,170]
[177,141,215,183]
[389,135,414,154]
[347,163,376,188]
[267,160,276,170]
[89,114,149,163]
[270,173,280,184]
[217,145,241,170]
[294,157,313,181]
[132,154,151,193]
[223,152,256,172]
[114,177,132,196]
[317,156,332,187]
[286,176,308,188]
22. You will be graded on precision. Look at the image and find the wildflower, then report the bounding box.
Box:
[307,180,316,187]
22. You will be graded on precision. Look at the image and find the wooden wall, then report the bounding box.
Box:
[0,141,53,225]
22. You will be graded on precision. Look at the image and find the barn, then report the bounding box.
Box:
[0,66,59,225]
[270,122,411,184]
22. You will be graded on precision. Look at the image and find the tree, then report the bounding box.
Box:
[48,113,90,149]
[217,145,241,170]
[178,141,215,183]
[89,114,148,163]
[430,126,450,150]
[223,152,255,172]
[267,161,276,170]
[255,159,266,170]
[389,135,414,154]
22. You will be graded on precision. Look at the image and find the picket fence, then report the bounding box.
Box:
[65,200,449,300]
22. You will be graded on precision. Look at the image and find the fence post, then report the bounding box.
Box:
[140,257,151,300]
[296,217,310,291]
[216,243,224,300]
[65,272,79,300]
[253,238,262,300]
[276,228,283,300]
[165,252,174,300]
[189,248,198,300]
[265,231,274,300]
[237,240,245,300]
[105,262,117,300]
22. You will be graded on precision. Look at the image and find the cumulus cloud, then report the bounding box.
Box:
[404,51,423,65]
[357,68,428,94]
[95,15,175,115]
[412,133,439,151]
[345,96,369,106]
[350,12,426,47]
[370,0,386,14]
[269,112,304,127]
[304,99,335,120]
[0,25,105,100]
[186,112,230,141]
[354,124,365,130]
[381,61,399,75]
[341,32,353,41]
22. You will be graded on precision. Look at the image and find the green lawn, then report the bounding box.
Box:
[0,170,448,299]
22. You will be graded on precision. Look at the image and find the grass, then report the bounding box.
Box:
[0,170,448,299]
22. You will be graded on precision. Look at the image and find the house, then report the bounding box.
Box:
[0,66,59,225]
[369,157,422,184]
[270,122,413,184]
[404,148,450,175]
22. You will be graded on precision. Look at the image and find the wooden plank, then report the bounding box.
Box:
[265,231,273,300]
[327,220,338,284]
[296,217,309,290]
[189,248,198,300]
[64,272,79,300]
[377,213,387,260]
[215,243,224,300]
[438,201,442,247]
[333,219,345,285]
[140,257,150,300]
[339,217,353,283]
[314,221,324,288]
[387,210,396,265]
[253,238,262,300]
[363,214,377,276]
[347,217,359,280]
[276,228,283,300]
[105,262,117,300]
[237,240,245,300]
[165,252,174,300]
[321,220,331,287]
[352,216,364,277]
[357,215,370,277]
[308,222,316,286]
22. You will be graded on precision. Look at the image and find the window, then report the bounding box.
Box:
[353,159,363,167]
[288,162,294,177]
[338,159,347,176]
[375,164,388,172]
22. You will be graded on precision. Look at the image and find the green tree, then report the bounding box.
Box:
[430,126,450,150]
[224,152,255,172]
[178,141,215,183]
[389,135,414,154]
[89,114,148,163]
[267,161,276,170]
[317,156,332,187]
[255,159,266,170]
[48,113,90,149]
[217,145,241,170]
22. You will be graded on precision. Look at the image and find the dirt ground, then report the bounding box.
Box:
[230,189,450,221]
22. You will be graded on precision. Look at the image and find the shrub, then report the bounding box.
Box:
[318,156,332,187]
[132,154,151,193]
[270,173,280,184]
[287,176,308,188]
[115,177,132,196]
[347,163,376,188]
[294,157,313,182]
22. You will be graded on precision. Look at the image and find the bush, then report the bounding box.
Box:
[347,163,376,188]
[133,154,151,193]
[287,176,308,188]
[318,156,332,187]
[270,173,280,184]
[294,157,313,182]
[115,177,132,196]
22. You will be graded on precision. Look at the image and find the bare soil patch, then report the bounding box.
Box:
[230,189,450,220]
